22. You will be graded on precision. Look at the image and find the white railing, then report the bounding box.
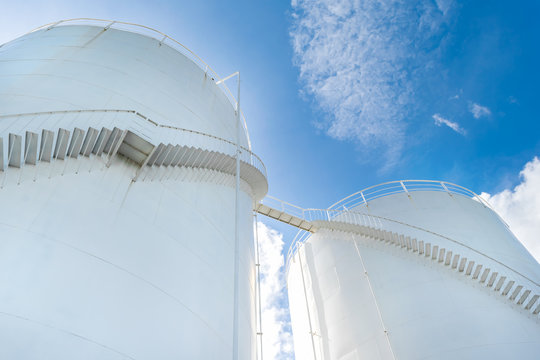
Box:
[284,207,539,289]
[286,229,311,273]
[2,18,252,150]
[0,109,266,179]
[329,180,491,211]
[259,195,307,219]
[285,209,384,273]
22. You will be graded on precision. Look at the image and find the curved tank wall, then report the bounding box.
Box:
[0,22,263,359]
[0,23,249,147]
[288,189,540,360]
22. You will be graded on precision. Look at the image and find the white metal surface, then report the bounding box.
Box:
[8,18,253,150]
[0,110,267,199]
[0,22,266,359]
[0,20,250,148]
[286,187,540,360]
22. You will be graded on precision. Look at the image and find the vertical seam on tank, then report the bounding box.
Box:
[297,245,319,360]
[352,234,397,360]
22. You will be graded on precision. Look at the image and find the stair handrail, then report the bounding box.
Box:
[0,109,267,179]
[284,207,539,288]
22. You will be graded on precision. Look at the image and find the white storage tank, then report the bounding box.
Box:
[0,19,267,359]
[287,181,540,360]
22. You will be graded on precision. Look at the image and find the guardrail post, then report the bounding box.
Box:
[361,191,368,207]
[46,20,63,31]
[159,35,167,46]
[400,181,412,199]
[440,182,453,198]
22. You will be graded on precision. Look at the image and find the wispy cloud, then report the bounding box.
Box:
[508,96,518,104]
[469,102,491,118]
[432,113,466,135]
[290,0,455,167]
[257,222,294,359]
[480,157,540,261]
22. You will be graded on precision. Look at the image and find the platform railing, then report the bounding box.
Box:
[0,109,266,179]
[2,18,252,150]
[329,180,492,211]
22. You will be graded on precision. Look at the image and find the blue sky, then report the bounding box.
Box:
[2,0,538,231]
[2,1,539,358]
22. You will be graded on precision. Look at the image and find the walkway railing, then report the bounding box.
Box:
[0,109,266,179]
[2,18,252,150]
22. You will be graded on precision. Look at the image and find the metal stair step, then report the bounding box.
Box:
[67,128,85,158]
[525,295,539,310]
[156,144,173,166]
[398,234,404,245]
[425,243,431,258]
[487,272,498,287]
[465,261,474,275]
[24,131,38,165]
[502,281,515,296]
[444,251,452,266]
[164,145,181,167]
[103,127,122,155]
[494,276,506,292]
[405,236,412,250]
[146,143,165,166]
[438,247,445,262]
[517,290,531,305]
[509,285,523,301]
[93,128,112,156]
[8,133,22,168]
[80,127,99,156]
[451,254,459,269]
[458,257,467,272]
[472,264,483,280]
[431,245,438,260]
[40,130,54,162]
[479,268,490,283]
[54,128,70,160]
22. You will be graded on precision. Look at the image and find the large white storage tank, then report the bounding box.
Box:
[287,181,540,360]
[0,19,267,359]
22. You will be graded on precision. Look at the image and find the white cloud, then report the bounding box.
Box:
[257,222,294,359]
[432,113,466,135]
[469,102,491,118]
[481,157,540,261]
[508,96,518,104]
[290,0,455,167]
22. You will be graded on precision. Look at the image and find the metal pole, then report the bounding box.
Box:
[232,72,241,360]
[254,212,263,360]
